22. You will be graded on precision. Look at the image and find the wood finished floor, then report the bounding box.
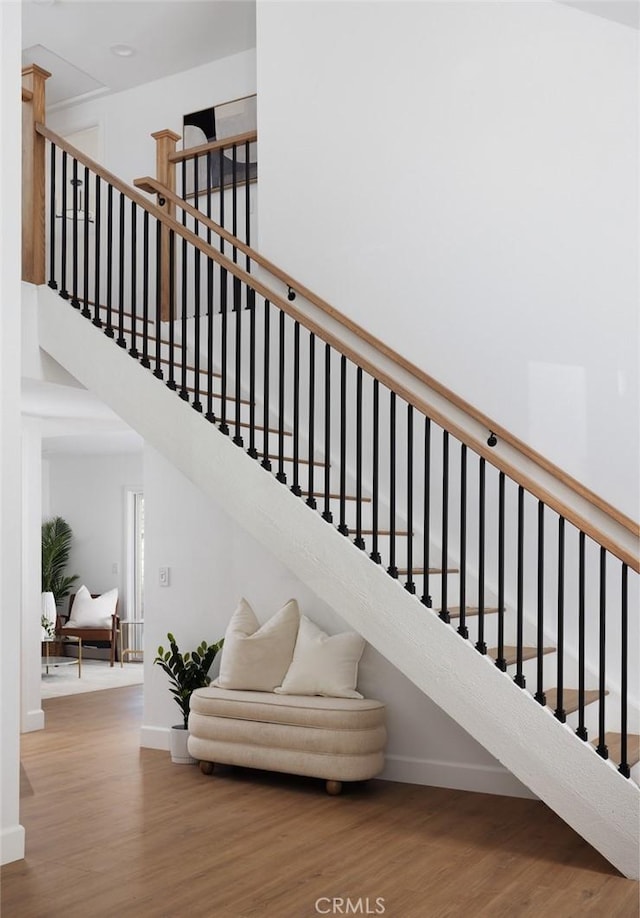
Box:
[2,686,638,918]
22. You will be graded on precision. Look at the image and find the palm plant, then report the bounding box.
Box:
[154,632,224,728]
[41,516,79,606]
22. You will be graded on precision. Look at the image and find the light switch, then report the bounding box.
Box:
[159,566,170,587]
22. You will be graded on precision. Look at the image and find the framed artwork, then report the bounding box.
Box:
[182,93,257,196]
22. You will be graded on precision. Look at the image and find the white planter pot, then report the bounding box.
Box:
[170,725,196,765]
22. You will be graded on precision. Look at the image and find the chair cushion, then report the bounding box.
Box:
[190,687,385,730]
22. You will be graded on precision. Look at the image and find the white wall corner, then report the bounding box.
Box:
[22,709,45,734]
[140,725,170,751]
[0,826,27,868]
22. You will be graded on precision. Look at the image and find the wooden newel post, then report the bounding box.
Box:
[22,65,51,285]
[152,129,181,321]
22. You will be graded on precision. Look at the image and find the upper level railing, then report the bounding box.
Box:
[22,71,639,778]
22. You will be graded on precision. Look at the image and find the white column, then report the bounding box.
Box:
[22,419,45,733]
[0,0,26,865]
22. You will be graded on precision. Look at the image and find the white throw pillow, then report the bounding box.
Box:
[215,597,300,691]
[64,585,118,629]
[275,615,365,699]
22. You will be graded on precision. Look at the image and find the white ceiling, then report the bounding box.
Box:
[22,0,256,107]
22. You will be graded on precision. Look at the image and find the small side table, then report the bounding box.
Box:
[121,620,144,662]
[42,635,82,677]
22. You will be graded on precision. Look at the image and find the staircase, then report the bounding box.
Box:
[25,115,640,878]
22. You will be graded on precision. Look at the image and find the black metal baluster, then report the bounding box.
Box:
[440,431,450,622]
[476,457,487,654]
[261,299,271,468]
[338,356,349,536]
[92,174,101,327]
[554,517,566,719]
[276,308,285,480]
[495,472,507,670]
[405,406,415,593]
[457,444,467,637]
[167,231,177,390]
[191,242,202,411]
[247,289,257,457]
[81,166,91,318]
[306,333,316,507]
[60,150,69,299]
[219,147,225,246]
[422,418,432,607]
[128,202,138,356]
[153,219,163,379]
[70,159,80,307]
[514,485,525,687]
[245,139,251,269]
[371,380,381,564]
[576,532,588,740]
[596,548,608,758]
[619,564,630,777]
[141,211,150,367]
[204,252,214,414]
[322,345,333,523]
[116,192,126,347]
[232,144,238,264]
[535,502,546,704]
[48,142,57,289]
[291,321,301,494]
[104,184,114,336]
[355,368,365,550]
[388,392,398,578]
[233,276,244,441]
[179,161,189,400]
[219,268,229,433]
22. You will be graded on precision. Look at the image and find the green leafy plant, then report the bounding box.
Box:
[154,632,224,729]
[41,516,79,606]
[41,614,56,639]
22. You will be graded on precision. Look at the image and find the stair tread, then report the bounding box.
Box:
[302,491,372,503]
[348,528,411,536]
[159,356,222,379]
[447,606,501,617]
[400,567,459,575]
[545,688,606,714]
[592,733,640,768]
[488,645,555,665]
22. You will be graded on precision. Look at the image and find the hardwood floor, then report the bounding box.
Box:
[2,686,638,918]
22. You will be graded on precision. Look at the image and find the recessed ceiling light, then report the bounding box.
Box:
[110,44,136,58]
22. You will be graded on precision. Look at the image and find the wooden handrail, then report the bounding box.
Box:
[134,175,639,543]
[168,130,257,165]
[35,124,639,570]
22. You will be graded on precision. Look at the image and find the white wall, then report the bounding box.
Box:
[0,0,26,866]
[142,445,531,797]
[46,451,144,618]
[47,49,256,187]
[255,0,639,519]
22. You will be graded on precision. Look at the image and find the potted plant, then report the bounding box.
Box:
[42,516,79,607]
[154,632,224,764]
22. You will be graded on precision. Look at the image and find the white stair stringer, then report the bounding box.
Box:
[36,287,639,879]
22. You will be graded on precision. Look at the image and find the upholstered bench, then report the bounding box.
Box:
[188,687,387,795]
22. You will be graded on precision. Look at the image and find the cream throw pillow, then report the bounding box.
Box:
[216,597,300,691]
[275,615,365,699]
[64,585,118,629]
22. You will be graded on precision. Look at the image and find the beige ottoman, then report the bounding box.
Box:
[188,687,387,795]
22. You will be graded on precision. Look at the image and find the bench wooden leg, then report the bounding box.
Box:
[199,761,214,775]
[325,780,342,796]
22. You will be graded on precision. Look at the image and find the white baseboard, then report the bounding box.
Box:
[380,754,536,799]
[21,708,45,733]
[0,825,25,865]
[140,725,170,751]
